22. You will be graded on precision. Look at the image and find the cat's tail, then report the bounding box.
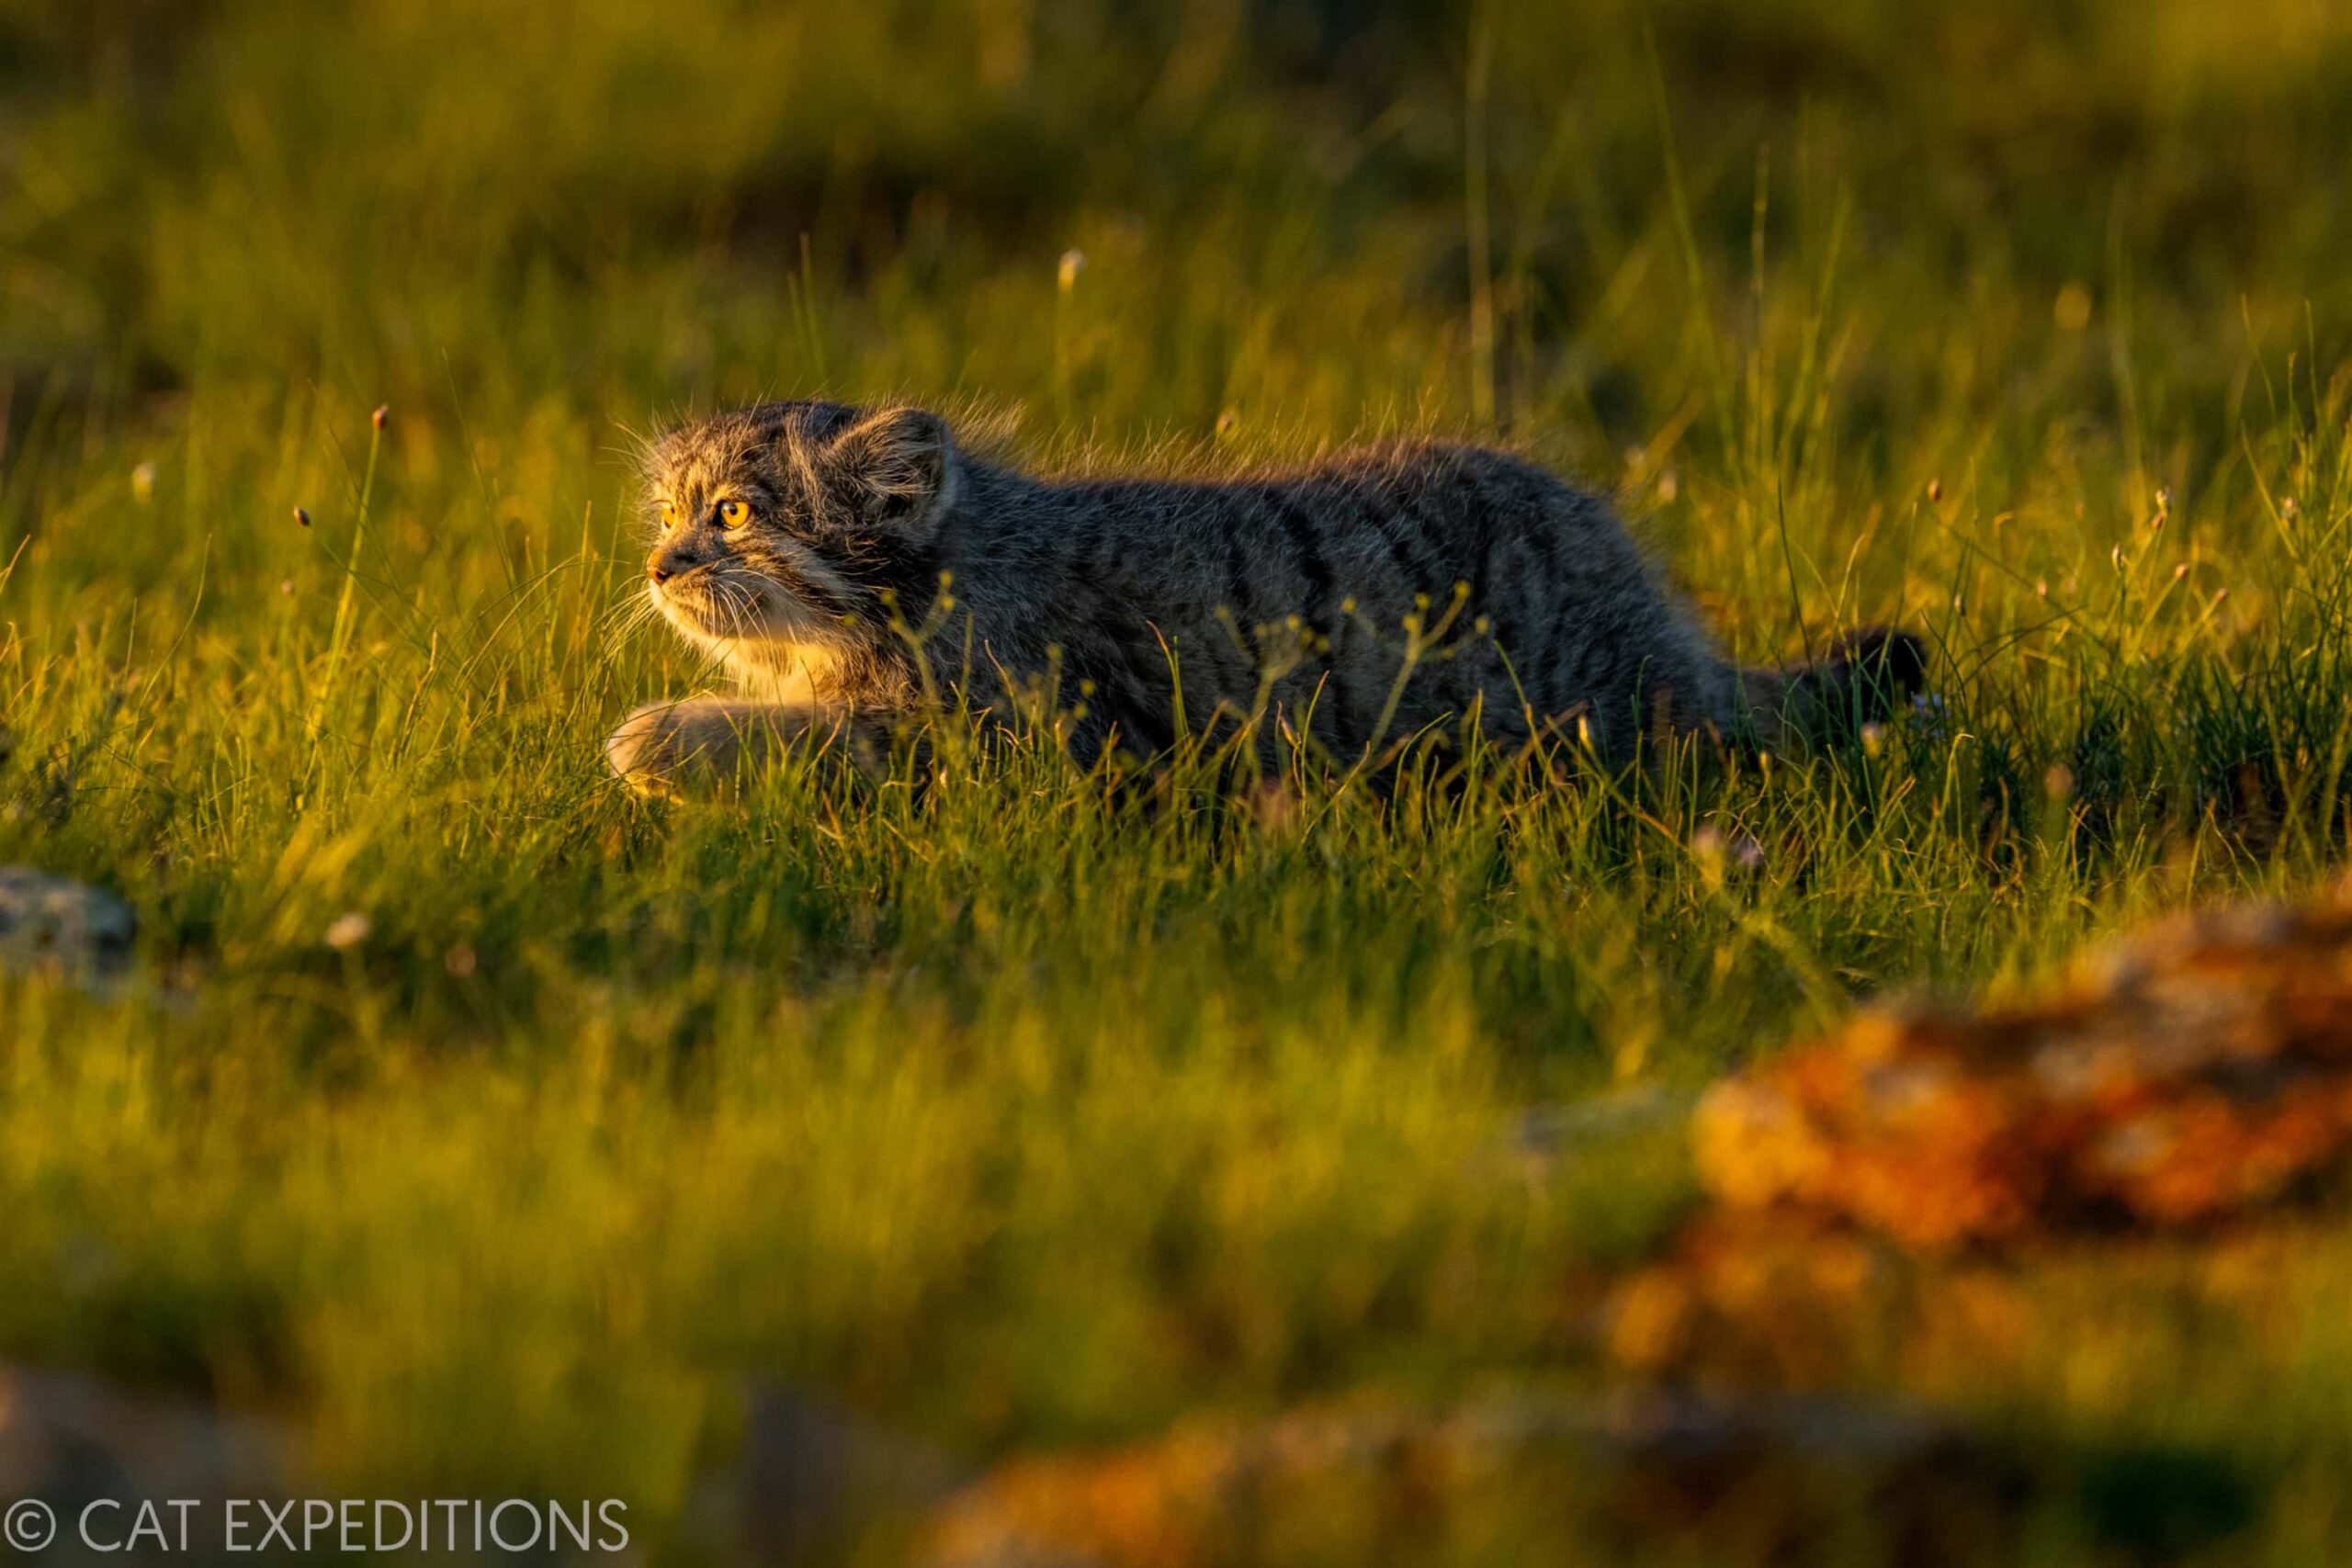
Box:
[1740,626,1929,749]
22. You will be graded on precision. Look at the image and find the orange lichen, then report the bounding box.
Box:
[1690,899,2352,1247]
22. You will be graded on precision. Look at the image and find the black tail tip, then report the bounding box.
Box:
[1798,626,1929,732]
[1836,626,1929,701]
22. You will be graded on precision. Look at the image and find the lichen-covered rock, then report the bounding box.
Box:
[0,867,136,985]
[921,1391,2007,1568]
[1609,895,2352,1388]
[1690,898,2352,1248]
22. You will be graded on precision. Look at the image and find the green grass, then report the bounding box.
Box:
[7,0,2352,1557]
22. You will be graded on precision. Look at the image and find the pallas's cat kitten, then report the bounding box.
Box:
[607,400,1922,794]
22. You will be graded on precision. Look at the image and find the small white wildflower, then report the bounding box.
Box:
[130,462,157,504]
[324,911,372,950]
[1860,720,1887,758]
[1057,249,1087,290]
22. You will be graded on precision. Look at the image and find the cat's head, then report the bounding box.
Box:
[638,400,956,650]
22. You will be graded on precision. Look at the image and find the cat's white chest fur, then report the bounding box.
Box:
[727,639,840,705]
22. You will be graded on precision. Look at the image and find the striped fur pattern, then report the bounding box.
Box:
[606,400,1924,793]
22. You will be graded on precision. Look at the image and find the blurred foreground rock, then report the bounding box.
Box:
[921,1390,2013,1568]
[1611,894,2352,1388]
[0,1363,288,1529]
[684,1387,967,1563]
[0,867,135,987]
[1505,1085,1692,1162]
[1690,897,2352,1248]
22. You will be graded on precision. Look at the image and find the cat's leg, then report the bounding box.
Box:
[604,698,886,797]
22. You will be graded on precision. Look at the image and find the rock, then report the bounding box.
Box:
[919,1389,2016,1568]
[669,1385,969,1563]
[1606,893,2352,1388]
[1506,1086,1693,1162]
[1689,896,2352,1248]
[0,868,136,987]
[0,1362,290,1527]
[737,1388,968,1560]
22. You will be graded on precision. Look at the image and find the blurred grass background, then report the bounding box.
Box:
[6,0,2352,1559]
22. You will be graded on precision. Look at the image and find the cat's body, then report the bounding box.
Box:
[607,400,1922,793]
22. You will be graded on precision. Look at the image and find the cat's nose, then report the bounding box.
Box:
[648,547,701,584]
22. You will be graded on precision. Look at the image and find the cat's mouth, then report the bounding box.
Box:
[654,570,779,640]
[650,568,828,645]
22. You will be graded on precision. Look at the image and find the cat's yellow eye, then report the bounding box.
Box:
[656,499,677,526]
[717,498,749,527]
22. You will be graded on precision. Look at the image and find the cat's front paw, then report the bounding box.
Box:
[605,703,696,799]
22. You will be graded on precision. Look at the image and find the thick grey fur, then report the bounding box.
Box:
[606,400,1924,793]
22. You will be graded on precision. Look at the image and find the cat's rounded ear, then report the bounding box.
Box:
[829,407,953,528]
